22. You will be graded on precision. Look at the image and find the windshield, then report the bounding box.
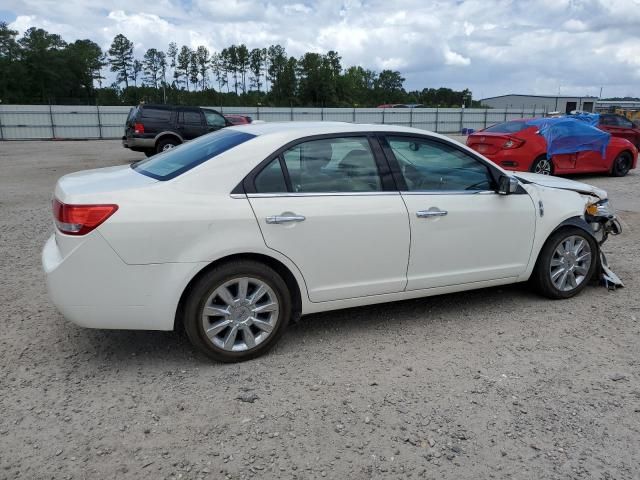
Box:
[484,121,529,133]
[132,129,256,180]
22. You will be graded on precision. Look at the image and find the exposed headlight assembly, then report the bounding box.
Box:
[585,199,621,244]
[586,199,614,219]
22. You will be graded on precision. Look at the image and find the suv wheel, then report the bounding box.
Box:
[156,138,180,153]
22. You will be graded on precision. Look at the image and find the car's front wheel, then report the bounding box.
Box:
[531,227,597,299]
[183,260,291,362]
[610,152,632,177]
[531,156,554,175]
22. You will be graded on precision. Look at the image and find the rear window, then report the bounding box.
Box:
[126,107,138,123]
[141,108,172,122]
[132,129,256,180]
[484,121,529,133]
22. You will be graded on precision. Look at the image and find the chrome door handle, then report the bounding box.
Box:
[416,209,448,218]
[266,215,306,224]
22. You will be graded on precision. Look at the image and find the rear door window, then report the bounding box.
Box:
[140,108,172,122]
[132,129,255,180]
[181,110,203,125]
[282,137,382,193]
[126,107,139,123]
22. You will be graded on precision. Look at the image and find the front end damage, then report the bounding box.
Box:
[584,199,624,289]
[514,172,624,290]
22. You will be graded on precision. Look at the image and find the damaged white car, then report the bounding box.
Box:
[42,123,622,362]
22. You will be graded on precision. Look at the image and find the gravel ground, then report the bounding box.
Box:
[1,139,639,480]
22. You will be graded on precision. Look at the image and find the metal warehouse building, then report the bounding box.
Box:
[480,94,598,114]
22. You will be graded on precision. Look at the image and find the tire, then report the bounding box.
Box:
[183,260,292,363]
[143,149,155,158]
[610,152,631,177]
[530,227,598,299]
[531,156,554,175]
[156,137,180,154]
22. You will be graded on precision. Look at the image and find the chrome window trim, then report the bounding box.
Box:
[246,191,401,198]
[400,190,496,196]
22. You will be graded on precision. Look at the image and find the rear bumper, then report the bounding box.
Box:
[122,136,154,151]
[42,233,206,331]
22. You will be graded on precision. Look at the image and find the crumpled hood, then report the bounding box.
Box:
[514,172,607,200]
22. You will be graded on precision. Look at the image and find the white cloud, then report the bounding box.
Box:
[3,0,639,97]
[443,47,471,66]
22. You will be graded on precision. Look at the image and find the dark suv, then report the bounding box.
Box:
[122,104,231,157]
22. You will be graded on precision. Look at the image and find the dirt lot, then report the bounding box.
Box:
[1,139,639,480]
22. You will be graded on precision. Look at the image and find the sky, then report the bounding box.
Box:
[2,0,640,99]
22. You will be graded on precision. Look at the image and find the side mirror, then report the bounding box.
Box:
[497,174,519,195]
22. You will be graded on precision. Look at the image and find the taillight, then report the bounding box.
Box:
[52,199,118,236]
[134,122,145,134]
[502,138,524,149]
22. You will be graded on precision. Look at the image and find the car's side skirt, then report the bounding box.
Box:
[300,276,518,315]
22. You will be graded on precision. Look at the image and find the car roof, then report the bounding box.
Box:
[226,121,447,139]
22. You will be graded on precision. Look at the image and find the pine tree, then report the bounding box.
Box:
[108,34,134,88]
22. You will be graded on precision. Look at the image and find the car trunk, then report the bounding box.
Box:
[466,132,520,155]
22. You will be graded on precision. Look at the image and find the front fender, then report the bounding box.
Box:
[551,216,598,242]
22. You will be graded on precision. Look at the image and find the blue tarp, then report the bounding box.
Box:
[525,115,610,159]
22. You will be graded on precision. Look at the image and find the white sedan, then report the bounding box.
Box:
[43,122,621,362]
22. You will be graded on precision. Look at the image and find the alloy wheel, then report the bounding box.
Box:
[534,159,552,175]
[549,235,592,292]
[201,277,279,352]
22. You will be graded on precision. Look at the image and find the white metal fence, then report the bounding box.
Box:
[0,105,546,140]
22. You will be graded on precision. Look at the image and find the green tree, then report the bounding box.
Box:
[249,48,264,92]
[108,34,134,88]
[177,45,191,90]
[236,44,249,93]
[65,39,105,98]
[166,42,178,86]
[375,69,405,103]
[19,27,67,102]
[189,50,199,90]
[0,22,23,102]
[267,44,287,101]
[130,59,142,87]
[143,48,162,89]
[222,45,240,94]
[195,46,210,90]
[211,52,227,92]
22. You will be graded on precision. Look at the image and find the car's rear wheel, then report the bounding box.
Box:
[610,152,631,177]
[531,156,554,175]
[531,227,597,299]
[156,138,180,154]
[183,260,291,362]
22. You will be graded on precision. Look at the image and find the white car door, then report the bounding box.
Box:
[246,135,410,302]
[381,134,536,290]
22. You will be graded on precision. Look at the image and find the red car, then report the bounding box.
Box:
[223,114,252,125]
[466,119,638,177]
[598,113,640,148]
